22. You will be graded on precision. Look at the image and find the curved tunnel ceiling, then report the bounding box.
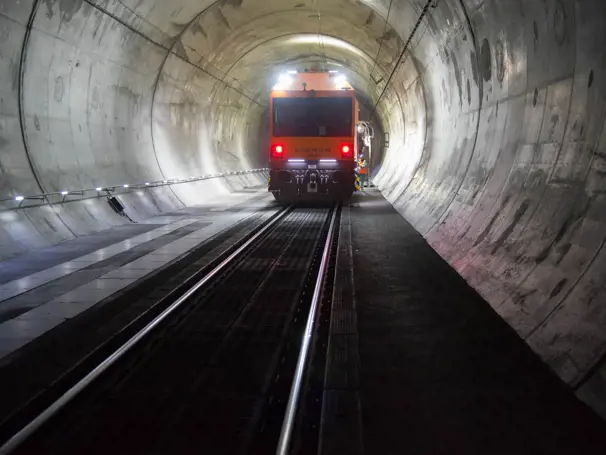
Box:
[1,0,606,417]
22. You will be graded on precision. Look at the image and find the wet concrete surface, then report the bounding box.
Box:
[348,191,606,454]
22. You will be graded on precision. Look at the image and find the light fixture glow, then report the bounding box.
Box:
[96,187,103,191]
[61,191,69,196]
[286,35,367,59]
[287,70,297,74]
[288,159,305,163]
[278,73,292,84]
[334,74,347,84]
[163,180,168,183]
[15,196,24,201]
[145,182,150,185]
[320,159,337,162]
[123,184,129,188]
[329,70,339,73]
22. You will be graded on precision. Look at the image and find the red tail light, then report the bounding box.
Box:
[271,144,284,159]
[340,143,353,158]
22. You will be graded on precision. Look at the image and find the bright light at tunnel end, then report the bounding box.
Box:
[278,73,293,84]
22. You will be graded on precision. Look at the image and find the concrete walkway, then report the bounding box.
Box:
[322,189,606,455]
[0,190,272,360]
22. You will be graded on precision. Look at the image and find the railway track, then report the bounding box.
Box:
[0,204,340,455]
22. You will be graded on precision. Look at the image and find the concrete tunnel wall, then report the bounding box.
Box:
[1,0,606,416]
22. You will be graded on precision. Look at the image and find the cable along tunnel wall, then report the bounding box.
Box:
[0,0,606,417]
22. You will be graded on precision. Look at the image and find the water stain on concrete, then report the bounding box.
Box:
[549,278,568,299]
[378,28,396,45]
[54,76,64,102]
[480,38,492,82]
[495,39,505,84]
[473,194,511,247]
[11,59,20,93]
[470,50,478,85]
[190,21,208,39]
[554,0,567,46]
[173,39,189,61]
[216,8,232,30]
[44,0,83,22]
[451,53,463,108]
[0,131,8,149]
[535,199,587,265]
[490,199,530,255]
[365,10,375,26]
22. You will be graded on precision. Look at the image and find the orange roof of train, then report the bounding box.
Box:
[271,72,354,92]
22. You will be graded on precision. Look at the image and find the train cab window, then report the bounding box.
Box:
[273,97,353,137]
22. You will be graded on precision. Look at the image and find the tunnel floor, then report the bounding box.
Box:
[0,190,605,453]
[338,189,606,454]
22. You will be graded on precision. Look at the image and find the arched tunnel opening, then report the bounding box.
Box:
[1,0,606,452]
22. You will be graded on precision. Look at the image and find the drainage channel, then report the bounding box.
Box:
[0,204,340,455]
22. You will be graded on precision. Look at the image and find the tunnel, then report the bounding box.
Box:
[1,0,606,444]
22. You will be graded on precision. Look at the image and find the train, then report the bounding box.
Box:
[268,70,359,202]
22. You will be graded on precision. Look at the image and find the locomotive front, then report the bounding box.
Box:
[268,71,358,202]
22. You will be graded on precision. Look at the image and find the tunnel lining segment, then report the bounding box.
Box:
[17,0,45,196]
[419,0,483,237]
[16,0,77,238]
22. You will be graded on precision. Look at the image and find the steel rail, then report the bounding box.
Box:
[276,205,339,455]
[0,205,292,455]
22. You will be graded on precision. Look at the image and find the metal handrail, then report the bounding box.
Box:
[276,205,339,455]
[2,168,269,209]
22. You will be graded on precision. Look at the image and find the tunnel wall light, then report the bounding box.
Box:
[334,74,347,85]
[1,169,270,211]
